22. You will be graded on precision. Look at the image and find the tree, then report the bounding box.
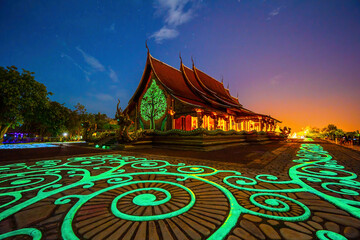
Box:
[44,101,70,137]
[66,110,81,139]
[94,112,109,131]
[21,101,71,137]
[323,124,338,140]
[74,103,87,118]
[140,80,167,129]
[0,66,50,142]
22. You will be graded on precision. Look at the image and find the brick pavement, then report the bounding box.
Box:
[0,142,359,239]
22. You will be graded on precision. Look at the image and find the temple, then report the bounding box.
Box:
[124,50,281,133]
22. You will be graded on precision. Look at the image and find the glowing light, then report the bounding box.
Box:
[289,132,298,138]
[63,133,68,137]
[168,109,175,116]
[289,132,306,139]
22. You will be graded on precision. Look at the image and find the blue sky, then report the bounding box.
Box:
[1,0,359,131]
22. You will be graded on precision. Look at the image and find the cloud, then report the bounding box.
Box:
[267,7,283,20]
[151,26,179,43]
[151,0,200,43]
[108,67,119,82]
[76,47,105,72]
[89,93,114,101]
[155,0,195,26]
[61,52,91,79]
[62,48,119,83]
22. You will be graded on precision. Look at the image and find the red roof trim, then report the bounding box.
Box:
[149,55,208,106]
[193,66,243,108]
[180,63,234,110]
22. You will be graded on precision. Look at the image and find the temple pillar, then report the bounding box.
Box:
[197,113,203,129]
[214,116,219,129]
[169,109,175,129]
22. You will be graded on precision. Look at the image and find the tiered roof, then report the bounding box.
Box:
[125,51,280,122]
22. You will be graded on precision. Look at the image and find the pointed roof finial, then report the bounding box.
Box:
[237,92,239,98]
[221,76,224,84]
[145,40,149,53]
[191,56,195,67]
[179,52,183,63]
[227,82,229,89]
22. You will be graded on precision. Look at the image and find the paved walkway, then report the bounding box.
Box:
[0,142,359,239]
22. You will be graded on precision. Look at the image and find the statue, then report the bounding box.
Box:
[115,100,145,142]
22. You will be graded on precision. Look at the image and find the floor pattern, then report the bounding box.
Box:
[0,143,359,239]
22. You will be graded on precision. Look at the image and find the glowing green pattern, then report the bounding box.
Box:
[316,230,348,240]
[0,228,42,239]
[140,79,167,129]
[0,144,357,239]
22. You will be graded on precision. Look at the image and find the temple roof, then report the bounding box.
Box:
[150,57,206,106]
[192,67,242,107]
[125,51,280,122]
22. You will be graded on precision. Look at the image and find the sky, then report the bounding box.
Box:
[0,0,359,132]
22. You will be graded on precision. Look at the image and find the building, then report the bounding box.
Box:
[124,50,280,132]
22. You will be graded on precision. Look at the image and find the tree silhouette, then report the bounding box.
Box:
[0,66,50,142]
[140,80,167,129]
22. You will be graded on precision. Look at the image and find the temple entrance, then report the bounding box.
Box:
[175,115,197,131]
[175,115,190,131]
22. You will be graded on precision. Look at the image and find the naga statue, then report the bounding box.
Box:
[115,100,145,142]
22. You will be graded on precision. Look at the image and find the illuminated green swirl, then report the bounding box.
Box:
[290,144,360,219]
[0,144,358,239]
[316,230,348,240]
[0,228,42,240]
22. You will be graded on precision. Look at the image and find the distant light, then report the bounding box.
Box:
[80,136,83,139]
[63,132,68,137]
[4,134,6,137]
